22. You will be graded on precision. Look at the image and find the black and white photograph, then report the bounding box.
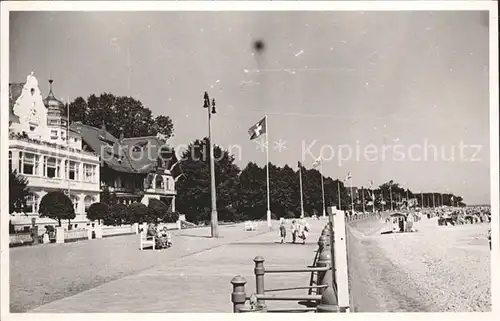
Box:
[1,1,498,316]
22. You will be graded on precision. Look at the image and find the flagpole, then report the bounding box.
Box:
[421,190,424,208]
[299,162,304,218]
[320,161,326,218]
[265,115,271,229]
[381,190,385,212]
[362,186,365,213]
[337,180,341,210]
[389,186,393,211]
[349,177,354,214]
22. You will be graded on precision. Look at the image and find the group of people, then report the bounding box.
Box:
[147,223,173,249]
[279,218,310,244]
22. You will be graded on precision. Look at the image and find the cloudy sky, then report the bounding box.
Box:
[9,10,490,204]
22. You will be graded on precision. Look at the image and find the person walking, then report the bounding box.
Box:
[279,218,287,243]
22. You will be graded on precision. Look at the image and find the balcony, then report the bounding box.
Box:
[25,175,100,192]
[145,187,176,196]
[109,187,144,194]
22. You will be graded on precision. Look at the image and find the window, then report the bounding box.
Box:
[46,157,57,178]
[61,131,66,140]
[20,152,38,175]
[25,193,39,214]
[83,164,96,183]
[30,125,36,132]
[84,195,95,212]
[8,151,12,172]
[69,161,79,180]
[50,130,58,140]
[30,88,35,96]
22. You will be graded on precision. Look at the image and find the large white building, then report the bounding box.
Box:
[9,72,100,231]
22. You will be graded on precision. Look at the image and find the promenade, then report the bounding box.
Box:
[12,219,327,313]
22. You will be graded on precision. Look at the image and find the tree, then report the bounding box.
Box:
[106,204,128,226]
[127,202,150,224]
[163,211,180,223]
[234,162,267,220]
[9,169,30,213]
[100,185,116,206]
[176,138,240,223]
[152,115,175,138]
[39,191,75,227]
[86,202,110,225]
[148,199,169,222]
[70,93,174,139]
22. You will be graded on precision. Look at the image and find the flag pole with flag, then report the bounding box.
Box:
[248,116,271,228]
[313,157,326,217]
[369,180,375,212]
[298,161,305,218]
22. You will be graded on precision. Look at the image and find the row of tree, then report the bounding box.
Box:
[175,138,466,224]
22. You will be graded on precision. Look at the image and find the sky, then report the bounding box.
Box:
[9,10,491,204]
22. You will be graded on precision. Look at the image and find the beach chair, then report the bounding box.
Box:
[140,231,156,251]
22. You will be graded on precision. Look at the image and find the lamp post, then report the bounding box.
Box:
[204,92,219,238]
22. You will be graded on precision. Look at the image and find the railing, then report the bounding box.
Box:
[102,225,135,237]
[230,208,350,313]
[9,133,98,158]
[9,233,33,246]
[64,229,88,240]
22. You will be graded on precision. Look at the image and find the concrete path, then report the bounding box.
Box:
[17,219,328,313]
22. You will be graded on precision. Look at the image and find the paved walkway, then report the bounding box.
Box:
[18,219,328,313]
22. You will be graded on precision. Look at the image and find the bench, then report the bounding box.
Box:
[140,232,156,251]
[244,221,256,231]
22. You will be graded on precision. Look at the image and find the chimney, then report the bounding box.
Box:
[101,121,106,131]
[119,127,124,143]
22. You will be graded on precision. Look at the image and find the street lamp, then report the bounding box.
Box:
[204,91,219,238]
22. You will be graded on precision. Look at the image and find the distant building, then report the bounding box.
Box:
[71,122,181,210]
[9,73,101,231]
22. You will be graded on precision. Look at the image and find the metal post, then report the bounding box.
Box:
[316,249,332,295]
[254,256,265,307]
[317,286,339,312]
[231,276,247,313]
[204,92,219,238]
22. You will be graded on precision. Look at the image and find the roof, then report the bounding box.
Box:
[71,122,179,175]
[122,136,178,172]
[43,79,66,115]
[9,83,23,123]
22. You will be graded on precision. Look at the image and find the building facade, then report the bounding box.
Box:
[71,122,181,211]
[9,73,101,231]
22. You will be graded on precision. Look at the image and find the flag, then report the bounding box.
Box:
[298,161,302,168]
[248,117,266,140]
[312,157,321,168]
[344,172,351,181]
